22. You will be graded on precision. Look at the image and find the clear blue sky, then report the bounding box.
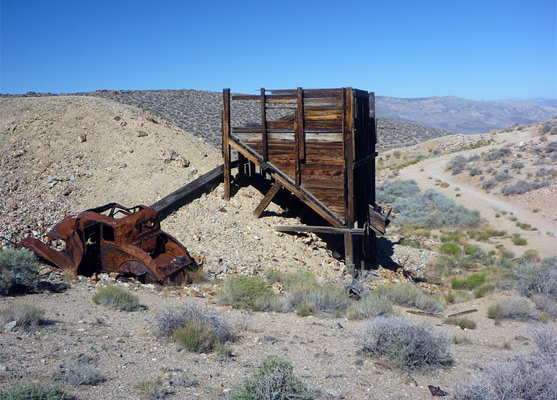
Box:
[1,0,556,99]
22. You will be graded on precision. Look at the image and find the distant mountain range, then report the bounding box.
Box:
[376,96,557,134]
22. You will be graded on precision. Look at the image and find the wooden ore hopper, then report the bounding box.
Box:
[222,87,388,268]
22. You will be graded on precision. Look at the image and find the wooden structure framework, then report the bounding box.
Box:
[222,87,384,267]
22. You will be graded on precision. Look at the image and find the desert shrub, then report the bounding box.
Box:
[267,270,352,315]
[485,147,511,161]
[502,180,549,195]
[135,377,166,399]
[447,155,467,175]
[495,171,512,182]
[509,257,557,299]
[521,249,540,262]
[512,235,528,246]
[355,316,452,370]
[66,362,104,386]
[92,285,140,311]
[487,296,537,321]
[451,273,488,290]
[536,167,554,177]
[218,275,278,311]
[153,305,234,354]
[444,316,476,329]
[0,381,71,400]
[1,302,45,331]
[464,246,487,261]
[511,161,524,169]
[481,179,496,190]
[371,284,445,312]
[473,284,495,298]
[546,141,557,153]
[467,228,505,241]
[347,294,394,320]
[539,121,555,134]
[532,294,557,318]
[284,282,352,315]
[376,180,420,203]
[393,189,480,228]
[400,238,421,248]
[439,243,460,256]
[0,248,40,295]
[468,167,482,176]
[230,356,315,400]
[453,326,557,400]
[550,126,557,135]
[444,290,471,304]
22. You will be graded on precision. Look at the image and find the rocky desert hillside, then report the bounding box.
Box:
[1,95,556,400]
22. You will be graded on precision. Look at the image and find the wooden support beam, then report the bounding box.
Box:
[151,161,237,220]
[274,225,365,235]
[222,89,231,200]
[261,88,268,161]
[253,181,283,218]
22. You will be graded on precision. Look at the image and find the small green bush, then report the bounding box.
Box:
[1,302,45,331]
[512,236,528,246]
[439,243,461,256]
[92,285,140,311]
[485,147,511,161]
[219,275,278,311]
[0,381,70,399]
[444,291,471,304]
[230,356,315,400]
[444,316,476,329]
[451,273,488,290]
[473,284,495,298]
[296,303,313,317]
[285,283,352,315]
[356,316,452,370]
[400,238,421,248]
[0,248,40,295]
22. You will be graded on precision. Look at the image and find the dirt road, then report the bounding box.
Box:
[399,130,557,257]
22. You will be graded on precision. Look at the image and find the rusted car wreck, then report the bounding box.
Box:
[18,203,197,283]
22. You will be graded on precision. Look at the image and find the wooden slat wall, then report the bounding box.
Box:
[225,88,376,238]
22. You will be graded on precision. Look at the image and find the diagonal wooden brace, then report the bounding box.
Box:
[253,181,283,218]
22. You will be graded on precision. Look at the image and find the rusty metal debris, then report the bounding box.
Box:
[18,203,197,284]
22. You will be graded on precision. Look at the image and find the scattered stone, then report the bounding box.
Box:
[2,321,17,332]
[78,134,87,142]
[137,130,148,137]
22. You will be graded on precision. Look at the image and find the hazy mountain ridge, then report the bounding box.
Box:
[377,95,557,134]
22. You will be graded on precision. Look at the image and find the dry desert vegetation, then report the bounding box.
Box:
[0,94,556,400]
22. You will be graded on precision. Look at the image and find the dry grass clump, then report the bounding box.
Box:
[92,285,141,311]
[0,301,45,331]
[230,355,315,400]
[487,296,538,323]
[355,316,452,370]
[453,326,557,400]
[66,362,104,386]
[218,275,279,311]
[443,316,476,330]
[347,294,395,320]
[153,304,234,354]
[371,283,445,313]
[0,381,71,400]
[0,248,40,295]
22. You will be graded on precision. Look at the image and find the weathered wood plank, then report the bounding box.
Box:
[223,89,231,200]
[253,181,283,218]
[152,161,238,220]
[274,225,365,235]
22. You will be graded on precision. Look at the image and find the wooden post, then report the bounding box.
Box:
[343,88,356,266]
[261,88,268,162]
[294,87,304,187]
[238,153,246,178]
[222,89,231,200]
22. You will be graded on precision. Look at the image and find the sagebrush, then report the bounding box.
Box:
[0,248,40,295]
[355,316,452,370]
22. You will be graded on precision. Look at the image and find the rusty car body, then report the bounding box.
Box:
[18,203,196,283]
